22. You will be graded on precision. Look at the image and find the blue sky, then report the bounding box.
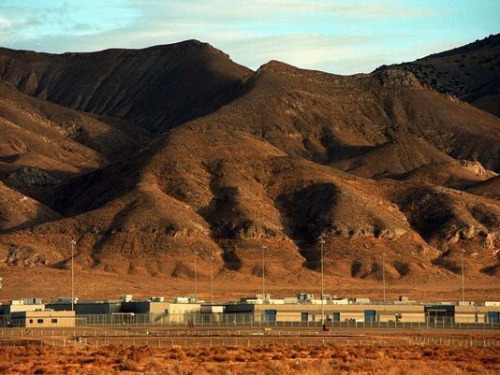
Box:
[0,0,498,74]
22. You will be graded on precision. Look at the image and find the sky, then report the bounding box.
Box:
[0,0,499,75]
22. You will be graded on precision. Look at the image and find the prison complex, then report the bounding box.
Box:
[1,294,499,328]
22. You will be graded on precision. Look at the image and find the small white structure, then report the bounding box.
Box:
[174,296,198,303]
[55,297,79,304]
[120,295,133,302]
[5,298,45,314]
[351,298,371,304]
[150,296,165,302]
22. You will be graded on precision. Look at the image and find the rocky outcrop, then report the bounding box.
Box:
[8,167,62,187]
[458,160,497,177]
[2,245,48,266]
[375,69,424,89]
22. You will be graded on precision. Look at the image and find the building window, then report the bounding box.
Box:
[29,319,33,324]
[51,319,58,324]
[37,319,44,324]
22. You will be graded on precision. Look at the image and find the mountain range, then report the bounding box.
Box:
[0,35,498,301]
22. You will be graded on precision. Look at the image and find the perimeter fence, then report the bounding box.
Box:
[1,312,499,330]
[75,313,500,330]
[1,328,499,349]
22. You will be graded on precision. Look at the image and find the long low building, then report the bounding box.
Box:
[47,296,203,325]
[224,295,500,324]
[225,301,426,323]
[10,310,75,328]
[1,294,499,326]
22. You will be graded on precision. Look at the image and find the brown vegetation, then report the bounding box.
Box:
[0,342,498,374]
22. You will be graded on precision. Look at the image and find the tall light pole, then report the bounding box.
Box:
[382,252,386,303]
[319,236,326,323]
[193,251,198,301]
[70,239,76,312]
[210,255,215,303]
[261,245,266,302]
[461,249,465,303]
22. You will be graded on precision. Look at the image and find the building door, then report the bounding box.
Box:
[265,309,277,323]
[364,310,377,322]
[487,312,499,323]
[425,305,455,324]
[301,312,309,322]
[332,312,340,322]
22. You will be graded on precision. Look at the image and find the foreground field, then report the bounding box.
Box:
[1,342,499,374]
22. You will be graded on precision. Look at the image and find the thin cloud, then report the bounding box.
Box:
[221,33,381,72]
[0,15,14,28]
[126,0,437,22]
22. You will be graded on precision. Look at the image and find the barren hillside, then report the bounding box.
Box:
[0,40,252,133]
[0,37,498,301]
[384,34,500,117]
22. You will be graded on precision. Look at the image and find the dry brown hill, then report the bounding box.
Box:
[384,34,500,117]
[393,160,498,191]
[0,39,498,301]
[0,79,150,206]
[0,181,60,233]
[466,176,500,201]
[210,61,500,172]
[0,40,252,133]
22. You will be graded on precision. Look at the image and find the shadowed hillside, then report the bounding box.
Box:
[0,79,150,206]
[0,40,252,133]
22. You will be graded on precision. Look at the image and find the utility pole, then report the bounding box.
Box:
[319,236,326,323]
[210,255,215,303]
[461,249,465,303]
[261,245,266,302]
[70,239,76,312]
[382,252,386,303]
[193,251,198,301]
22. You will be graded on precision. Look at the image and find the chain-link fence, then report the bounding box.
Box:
[1,327,499,348]
[1,312,499,330]
[72,312,500,330]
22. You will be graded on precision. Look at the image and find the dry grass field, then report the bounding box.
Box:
[1,327,499,374]
[0,341,499,374]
